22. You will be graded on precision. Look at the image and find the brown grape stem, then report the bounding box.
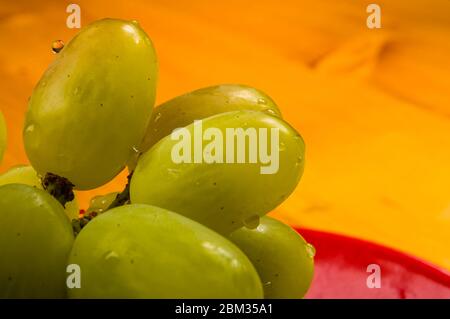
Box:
[71,172,133,236]
[72,213,96,236]
[41,172,75,207]
[107,171,133,210]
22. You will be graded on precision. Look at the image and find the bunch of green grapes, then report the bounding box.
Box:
[1,18,314,299]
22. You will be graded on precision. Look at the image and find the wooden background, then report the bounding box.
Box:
[0,0,449,270]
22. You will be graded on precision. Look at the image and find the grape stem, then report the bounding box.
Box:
[41,172,75,207]
[71,172,132,236]
[107,171,133,210]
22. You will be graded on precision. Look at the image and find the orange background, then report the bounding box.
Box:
[0,1,449,269]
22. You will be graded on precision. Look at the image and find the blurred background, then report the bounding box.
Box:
[0,0,449,271]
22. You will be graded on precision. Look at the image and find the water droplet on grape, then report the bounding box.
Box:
[132,145,139,154]
[296,156,303,166]
[257,98,266,104]
[279,142,286,151]
[154,112,162,123]
[52,40,64,53]
[266,109,277,116]
[263,281,272,287]
[243,215,260,229]
[305,243,316,258]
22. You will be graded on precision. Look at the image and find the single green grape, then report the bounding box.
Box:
[86,192,119,215]
[0,110,6,163]
[229,216,315,298]
[130,110,305,235]
[24,18,158,190]
[68,204,263,298]
[0,184,74,298]
[0,165,79,221]
[128,84,281,169]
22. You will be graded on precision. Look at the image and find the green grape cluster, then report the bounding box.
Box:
[0,18,314,299]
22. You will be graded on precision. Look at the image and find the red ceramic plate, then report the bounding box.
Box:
[296,228,450,299]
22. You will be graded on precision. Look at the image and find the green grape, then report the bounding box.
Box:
[86,191,119,214]
[0,165,79,221]
[129,84,281,169]
[229,216,315,299]
[64,196,80,220]
[130,110,305,235]
[0,110,6,163]
[0,184,74,298]
[24,18,158,190]
[68,204,263,298]
[0,165,41,188]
